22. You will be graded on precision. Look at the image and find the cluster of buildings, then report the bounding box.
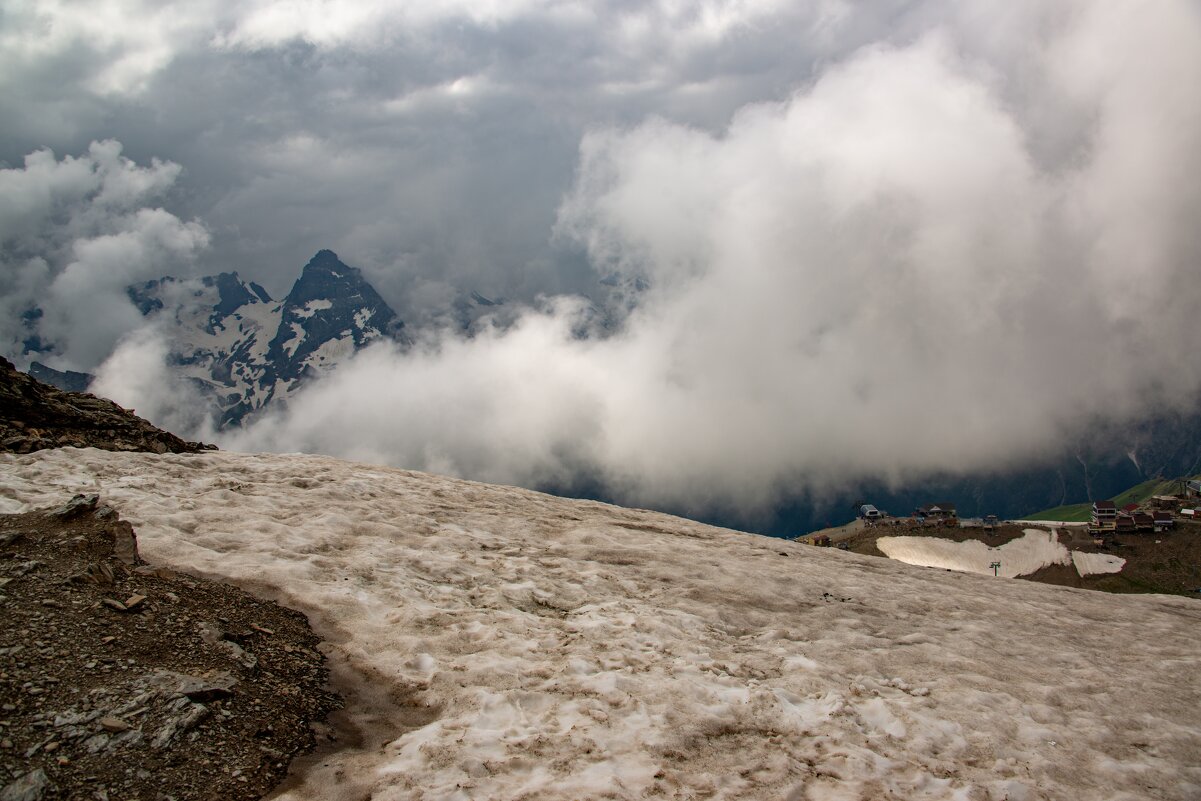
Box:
[857,502,960,528]
[1090,481,1201,536]
[1090,500,1173,535]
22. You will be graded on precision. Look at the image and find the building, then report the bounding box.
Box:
[1154,511,1174,532]
[1092,500,1117,529]
[916,503,957,520]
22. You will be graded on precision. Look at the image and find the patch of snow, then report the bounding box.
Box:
[1071,551,1126,576]
[281,322,306,358]
[292,299,334,319]
[353,307,375,329]
[302,333,354,369]
[877,529,1072,578]
[1,450,1198,801]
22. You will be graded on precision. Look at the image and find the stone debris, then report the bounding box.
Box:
[197,622,258,670]
[0,498,340,801]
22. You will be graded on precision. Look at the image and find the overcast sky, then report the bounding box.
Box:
[5,1,1201,517]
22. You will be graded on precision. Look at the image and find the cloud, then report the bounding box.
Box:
[0,0,892,307]
[218,10,1201,517]
[9,1,1201,519]
[0,141,209,369]
[90,324,219,439]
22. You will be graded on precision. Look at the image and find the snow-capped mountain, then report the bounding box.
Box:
[127,250,405,428]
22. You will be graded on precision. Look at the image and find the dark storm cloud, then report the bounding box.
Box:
[2,0,888,316]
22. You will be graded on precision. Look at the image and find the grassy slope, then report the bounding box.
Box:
[1026,477,1194,521]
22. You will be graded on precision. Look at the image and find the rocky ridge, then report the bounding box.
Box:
[0,358,211,456]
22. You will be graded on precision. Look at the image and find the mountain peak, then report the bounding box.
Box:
[301,249,347,277]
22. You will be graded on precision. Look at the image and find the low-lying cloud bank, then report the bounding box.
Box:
[197,13,1201,516]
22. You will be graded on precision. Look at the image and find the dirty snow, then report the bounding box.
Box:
[1071,551,1126,576]
[2,449,1198,801]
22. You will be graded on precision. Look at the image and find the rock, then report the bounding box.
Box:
[101,599,127,612]
[98,716,132,732]
[123,594,147,611]
[198,622,258,669]
[53,494,99,519]
[0,768,50,801]
[151,703,209,749]
[82,733,110,753]
[0,357,212,454]
[107,520,140,565]
[150,669,238,701]
[90,562,117,585]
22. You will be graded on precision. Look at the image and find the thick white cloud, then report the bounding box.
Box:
[90,325,218,439]
[218,12,1201,516]
[0,141,209,369]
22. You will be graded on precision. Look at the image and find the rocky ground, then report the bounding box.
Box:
[0,494,341,801]
[0,358,210,456]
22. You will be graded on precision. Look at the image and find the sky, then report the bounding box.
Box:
[3,1,1201,517]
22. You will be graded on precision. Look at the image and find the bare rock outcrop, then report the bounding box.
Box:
[0,358,213,455]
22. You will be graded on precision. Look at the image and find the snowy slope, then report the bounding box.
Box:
[2,449,1199,801]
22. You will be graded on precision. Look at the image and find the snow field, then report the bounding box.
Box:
[1,449,1198,800]
[877,529,1127,578]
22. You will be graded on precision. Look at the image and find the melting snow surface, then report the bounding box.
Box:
[1,450,1198,801]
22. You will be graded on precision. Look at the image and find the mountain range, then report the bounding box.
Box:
[122,249,405,428]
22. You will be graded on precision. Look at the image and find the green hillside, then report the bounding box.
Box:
[1025,477,1194,521]
[1025,502,1092,522]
